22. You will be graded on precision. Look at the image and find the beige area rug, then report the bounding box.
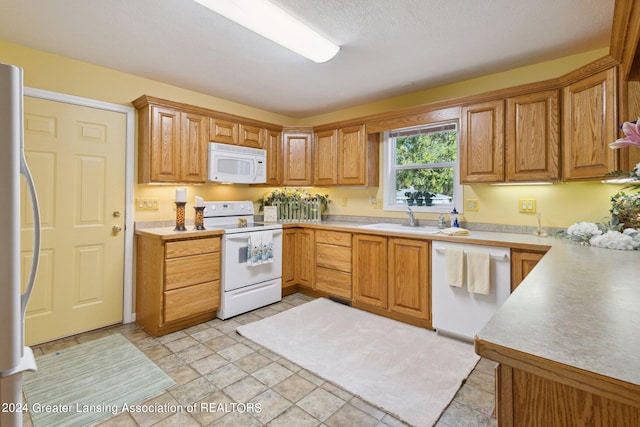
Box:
[23,333,175,427]
[237,298,479,427]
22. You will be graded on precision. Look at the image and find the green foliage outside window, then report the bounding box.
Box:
[394,129,457,201]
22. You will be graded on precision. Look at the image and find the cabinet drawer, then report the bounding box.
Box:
[316,244,351,272]
[164,280,220,323]
[315,267,351,299]
[165,237,220,259]
[165,252,220,290]
[315,230,352,247]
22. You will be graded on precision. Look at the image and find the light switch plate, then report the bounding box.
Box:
[136,198,159,210]
[518,199,536,213]
[465,199,479,211]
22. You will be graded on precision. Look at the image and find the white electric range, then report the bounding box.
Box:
[203,201,282,319]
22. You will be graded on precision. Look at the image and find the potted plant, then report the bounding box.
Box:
[404,191,416,206]
[423,190,435,206]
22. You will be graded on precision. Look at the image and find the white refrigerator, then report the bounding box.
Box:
[0,63,41,427]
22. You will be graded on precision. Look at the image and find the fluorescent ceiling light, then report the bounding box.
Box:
[193,0,340,63]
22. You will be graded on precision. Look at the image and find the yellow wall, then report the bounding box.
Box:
[0,40,295,125]
[2,40,626,229]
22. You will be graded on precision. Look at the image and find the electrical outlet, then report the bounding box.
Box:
[341,197,348,207]
[136,198,159,210]
[518,199,536,213]
[465,199,479,211]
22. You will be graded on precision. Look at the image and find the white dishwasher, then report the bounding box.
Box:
[431,241,511,341]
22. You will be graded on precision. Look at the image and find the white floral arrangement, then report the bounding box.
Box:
[559,220,640,250]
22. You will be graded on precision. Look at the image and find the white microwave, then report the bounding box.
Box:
[208,142,267,184]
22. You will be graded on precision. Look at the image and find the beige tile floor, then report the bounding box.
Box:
[24,293,497,427]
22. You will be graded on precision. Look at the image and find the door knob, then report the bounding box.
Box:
[113,211,121,217]
[112,225,123,234]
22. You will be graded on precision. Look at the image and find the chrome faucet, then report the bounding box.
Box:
[405,207,417,227]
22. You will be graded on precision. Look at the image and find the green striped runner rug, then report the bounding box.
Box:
[23,333,175,427]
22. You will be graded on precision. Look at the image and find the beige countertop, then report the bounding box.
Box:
[135,226,224,240]
[136,219,639,386]
[476,242,640,387]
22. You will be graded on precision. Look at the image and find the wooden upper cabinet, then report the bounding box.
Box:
[460,100,505,183]
[149,105,181,182]
[338,124,369,185]
[240,124,264,149]
[283,129,313,185]
[506,90,560,182]
[562,67,618,180]
[137,101,208,184]
[180,112,209,183]
[209,117,238,145]
[264,129,282,185]
[314,129,338,185]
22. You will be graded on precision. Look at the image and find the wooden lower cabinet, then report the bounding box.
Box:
[282,227,315,294]
[353,234,431,327]
[297,228,315,288]
[511,249,547,291]
[388,238,429,320]
[282,229,297,291]
[352,234,388,308]
[494,363,640,426]
[314,230,352,299]
[135,233,221,336]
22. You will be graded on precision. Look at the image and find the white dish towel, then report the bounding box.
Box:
[247,233,262,267]
[445,248,464,287]
[261,230,274,264]
[467,251,490,294]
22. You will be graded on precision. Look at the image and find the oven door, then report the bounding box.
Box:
[222,230,283,292]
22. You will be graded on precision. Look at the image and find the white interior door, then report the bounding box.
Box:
[21,97,127,345]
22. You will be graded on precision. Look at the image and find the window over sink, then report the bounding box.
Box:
[383,122,462,213]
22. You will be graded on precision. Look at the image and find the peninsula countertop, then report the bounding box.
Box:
[475,241,640,387]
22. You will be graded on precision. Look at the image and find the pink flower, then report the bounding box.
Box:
[610,118,640,149]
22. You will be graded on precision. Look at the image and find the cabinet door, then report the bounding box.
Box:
[209,117,238,145]
[283,131,313,185]
[314,129,338,185]
[264,129,282,186]
[282,229,297,289]
[388,238,429,320]
[352,234,388,308]
[150,105,181,182]
[338,125,367,185]
[460,100,505,183]
[296,228,315,287]
[506,90,560,181]
[240,124,264,148]
[511,250,546,291]
[180,112,208,183]
[562,67,618,180]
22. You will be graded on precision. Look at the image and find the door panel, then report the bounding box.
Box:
[21,97,126,344]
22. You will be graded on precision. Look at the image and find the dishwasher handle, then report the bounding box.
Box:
[433,247,509,261]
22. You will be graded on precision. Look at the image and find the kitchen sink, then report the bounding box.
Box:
[357,223,440,234]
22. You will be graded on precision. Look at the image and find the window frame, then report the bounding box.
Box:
[382,121,463,213]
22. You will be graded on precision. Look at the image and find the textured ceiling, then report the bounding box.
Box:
[0,0,615,118]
